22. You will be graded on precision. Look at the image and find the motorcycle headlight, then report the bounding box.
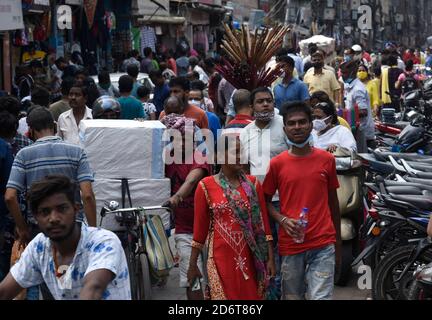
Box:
[379,220,390,228]
[417,265,432,283]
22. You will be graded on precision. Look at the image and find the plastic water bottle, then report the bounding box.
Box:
[293,208,309,244]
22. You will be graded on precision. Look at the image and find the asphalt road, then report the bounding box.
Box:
[151,263,371,300]
[151,237,371,300]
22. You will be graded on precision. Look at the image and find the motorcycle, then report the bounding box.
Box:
[372,237,432,300]
[409,260,432,300]
[353,154,432,272]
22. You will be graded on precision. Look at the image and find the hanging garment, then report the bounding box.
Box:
[140,26,157,52]
[197,28,209,53]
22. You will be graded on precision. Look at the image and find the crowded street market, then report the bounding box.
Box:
[0,0,431,303]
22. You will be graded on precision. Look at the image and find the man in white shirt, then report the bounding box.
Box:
[240,88,288,182]
[57,83,93,145]
[340,61,375,153]
[0,175,130,300]
[189,57,209,85]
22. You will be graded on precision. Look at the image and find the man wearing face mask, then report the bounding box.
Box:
[304,52,341,105]
[340,61,375,153]
[188,84,221,146]
[262,101,341,300]
[240,87,288,182]
[159,77,209,130]
[190,80,215,113]
[273,56,310,110]
[343,48,354,63]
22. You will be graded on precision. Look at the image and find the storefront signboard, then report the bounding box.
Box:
[0,0,24,31]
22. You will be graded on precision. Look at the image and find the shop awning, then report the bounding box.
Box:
[170,0,226,14]
[23,0,51,13]
[0,1,24,30]
[136,15,186,25]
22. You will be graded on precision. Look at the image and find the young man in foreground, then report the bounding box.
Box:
[0,175,131,300]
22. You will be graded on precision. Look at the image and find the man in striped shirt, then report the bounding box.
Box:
[4,107,96,247]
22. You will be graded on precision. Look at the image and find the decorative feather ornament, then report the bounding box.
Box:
[216,23,290,90]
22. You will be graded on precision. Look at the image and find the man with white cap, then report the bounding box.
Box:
[351,45,370,67]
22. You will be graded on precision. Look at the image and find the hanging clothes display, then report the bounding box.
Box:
[140,26,157,52]
[112,30,132,55]
[193,26,209,54]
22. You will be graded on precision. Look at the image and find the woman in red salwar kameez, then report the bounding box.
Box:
[187,136,276,300]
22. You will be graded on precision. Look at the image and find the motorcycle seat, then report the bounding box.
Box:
[410,171,432,179]
[384,181,432,192]
[374,151,431,162]
[394,121,410,129]
[407,162,432,171]
[386,186,427,195]
[409,158,432,164]
[381,196,420,212]
[404,177,432,186]
[389,194,432,210]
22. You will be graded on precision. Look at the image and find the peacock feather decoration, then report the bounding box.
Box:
[216,23,290,91]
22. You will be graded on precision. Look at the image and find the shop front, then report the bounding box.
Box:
[0,0,24,93]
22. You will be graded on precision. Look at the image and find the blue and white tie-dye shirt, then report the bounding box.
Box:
[10,224,131,300]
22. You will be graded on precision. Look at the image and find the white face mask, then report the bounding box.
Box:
[189,99,202,108]
[313,116,331,132]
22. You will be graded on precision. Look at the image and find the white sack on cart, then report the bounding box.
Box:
[81,119,166,179]
[299,35,336,64]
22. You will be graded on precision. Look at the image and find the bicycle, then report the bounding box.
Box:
[99,201,173,300]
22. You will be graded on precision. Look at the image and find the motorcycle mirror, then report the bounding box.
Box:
[406,110,419,121]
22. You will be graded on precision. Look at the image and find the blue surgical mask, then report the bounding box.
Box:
[344,77,354,84]
[344,55,352,62]
[285,134,313,148]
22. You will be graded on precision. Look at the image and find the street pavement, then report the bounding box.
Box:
[151,263,371,300]
[151,237,371,300]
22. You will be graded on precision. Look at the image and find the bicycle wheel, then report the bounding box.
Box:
[124,245,138,300]
[137,253,152,300]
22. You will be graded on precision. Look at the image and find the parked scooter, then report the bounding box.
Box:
[333,148,364,285]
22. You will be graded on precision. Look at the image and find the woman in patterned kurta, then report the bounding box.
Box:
[187,136,275,300]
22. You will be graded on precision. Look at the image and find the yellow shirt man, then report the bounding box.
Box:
[304,68,341,103]
[366,78,381,117]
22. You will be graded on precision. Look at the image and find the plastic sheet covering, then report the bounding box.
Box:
[81,119,167,179]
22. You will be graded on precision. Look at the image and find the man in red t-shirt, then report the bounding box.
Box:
[262,101,341,300]
[225,89,254,130]
[163,114,210,300]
